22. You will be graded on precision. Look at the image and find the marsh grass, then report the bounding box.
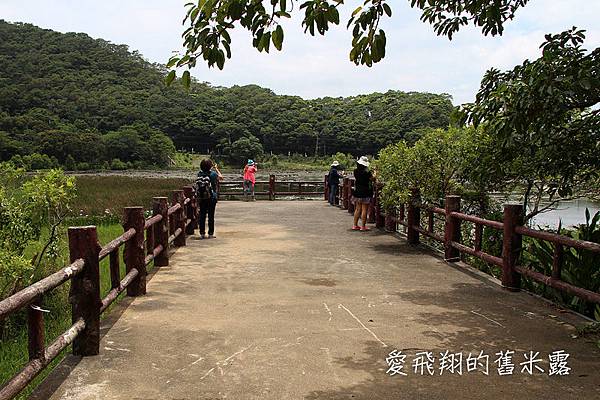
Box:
[72,175,192,216]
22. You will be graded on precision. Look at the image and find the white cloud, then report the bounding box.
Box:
[1,0,599,104]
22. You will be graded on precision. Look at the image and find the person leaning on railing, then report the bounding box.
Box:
[352,156,374,231]
[197,159,223,239]
[327,160,342,206]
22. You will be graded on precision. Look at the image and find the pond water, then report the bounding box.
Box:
[530,198,600,229]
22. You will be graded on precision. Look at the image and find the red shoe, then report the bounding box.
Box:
[352,225,361,230]
[360,226,371,231]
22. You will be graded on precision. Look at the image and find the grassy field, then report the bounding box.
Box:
[72,175,192,216]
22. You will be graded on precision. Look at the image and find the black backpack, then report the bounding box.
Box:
[195,172,213,200]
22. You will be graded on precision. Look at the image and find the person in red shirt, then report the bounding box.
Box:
[243,159,257,201]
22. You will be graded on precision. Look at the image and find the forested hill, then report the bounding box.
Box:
[0,20,454,169]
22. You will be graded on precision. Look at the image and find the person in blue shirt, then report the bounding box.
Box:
[197,159,223,239]
[327,161,342,206]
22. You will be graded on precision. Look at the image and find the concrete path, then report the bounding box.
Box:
[35,202,600,399]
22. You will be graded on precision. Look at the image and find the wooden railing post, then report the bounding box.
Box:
[407,189,421,245]
[123,207,146,297]
[348,178,355,214]
[183,186,196,235]
[68,226,101,356]
[342,178,349,210]
[324,174,329,201]
[269,174,276,201]
[27,298,45,361]
[385,206,396,232]
[172,190,186,247]
[502,203,523,291]
[444,195,461,261]
[153,197,169,267]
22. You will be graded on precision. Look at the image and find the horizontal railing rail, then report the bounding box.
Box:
[218,175,326,199]
[331,178,600,307]
[0,186,199,400]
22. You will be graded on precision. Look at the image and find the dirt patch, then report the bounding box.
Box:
[300,278,337,287]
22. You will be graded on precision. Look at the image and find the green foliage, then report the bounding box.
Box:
[0,21,453,165]
[171,0,528,74]
[524,210,600,319]
[0,164,76,300]
[375,127,478,207]
[460,28,600,220]
[103,123,176,168]
[218,135,264,164]
[71,175,191,216]
[9,153,59,171]
[330,152,355,171]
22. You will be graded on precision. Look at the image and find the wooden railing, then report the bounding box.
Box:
[330,177,600,305]
[219,174,325,199]
[0,186,198,400]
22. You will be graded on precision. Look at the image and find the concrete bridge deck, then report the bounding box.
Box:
[35,202,600,399]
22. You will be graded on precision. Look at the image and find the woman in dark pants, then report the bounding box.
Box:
[328,161,341,205]
[352,156,374,231]
[197,159,223,239]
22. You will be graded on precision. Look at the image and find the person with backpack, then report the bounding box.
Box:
[196,159,223,239]
[352,156,375,231]
[327,161,342,206]
[243,159,257,201]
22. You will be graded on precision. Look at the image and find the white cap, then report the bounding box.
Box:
[331,161,340,167]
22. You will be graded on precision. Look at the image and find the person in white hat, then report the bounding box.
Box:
[352,156,374,231]
[327,161,341,205]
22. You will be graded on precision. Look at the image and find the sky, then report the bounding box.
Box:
[1,0,599,105]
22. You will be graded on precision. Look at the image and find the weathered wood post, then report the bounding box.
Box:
[68,226,101,356]
[269,174,276,201]
[444,195,461,261]
[153,197,169,267]
[342,178,349,210]
[407,189,421,245]
[324,174,329,201]
[552,243,563,280]
[145,212,155,260]
[502,203,523,291]
[172,190,186,247]
[183,186,196,235]
[384,206,396,232]
[109,250,120,289]
[348,178,355,214]
[123,207,146,297]
[27,297,45,360]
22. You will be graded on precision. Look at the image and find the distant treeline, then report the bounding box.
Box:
[0,20,454,169]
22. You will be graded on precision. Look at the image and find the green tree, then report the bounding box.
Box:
[460,28,600,221]
[169,0,529,74]
[220,135,264,164]
[0,164,76,300]
[375,127,481,207]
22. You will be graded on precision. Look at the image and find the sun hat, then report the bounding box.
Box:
[357,156,370,167]
[247,159,254,166]
[331,160,340,167]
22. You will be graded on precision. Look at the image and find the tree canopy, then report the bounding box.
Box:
[0,20,454,169]
[169,0,530,74]
[460,28,600,218]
